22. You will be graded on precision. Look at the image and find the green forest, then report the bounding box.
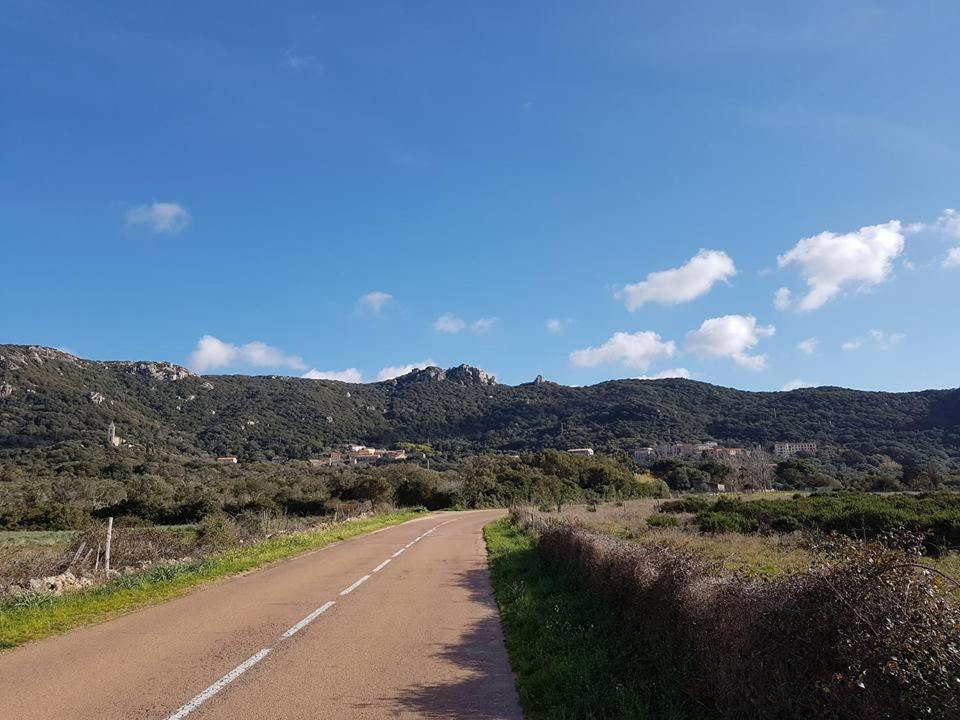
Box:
[2,344,960,529]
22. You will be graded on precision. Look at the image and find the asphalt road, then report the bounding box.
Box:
[0,510,522,720]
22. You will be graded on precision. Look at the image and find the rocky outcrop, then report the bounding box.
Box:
[107,361,194,382]
[0,382,14,398]
[396,366,447,384]
[390,364,496,387]
[521,374,559,388]
[87,391,105,405]
[446,364,496,386]
[28,346,79,365]
[0,346,78,370]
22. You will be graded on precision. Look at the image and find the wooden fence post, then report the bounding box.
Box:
[104,517,113,575]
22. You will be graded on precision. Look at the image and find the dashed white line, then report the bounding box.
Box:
[164,648,271,720]
[280,601,336,639]
[340,574,370,596]
[161,518,457,720]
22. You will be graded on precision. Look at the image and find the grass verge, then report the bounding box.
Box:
[0,510,425,650]
[484,518,686,720]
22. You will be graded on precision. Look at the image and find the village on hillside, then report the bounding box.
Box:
[105,419,818,477]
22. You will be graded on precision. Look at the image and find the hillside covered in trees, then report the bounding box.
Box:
[2,345,960,470]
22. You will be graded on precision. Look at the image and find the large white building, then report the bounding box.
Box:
[773,441,818,458]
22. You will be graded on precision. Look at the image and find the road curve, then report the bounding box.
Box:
[0,510,522,720]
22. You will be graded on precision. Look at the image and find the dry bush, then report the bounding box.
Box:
[0,544,66,588]
[2,524,195,592]
[74,524,195,571]
[511,508,960,720]
[1,508,355,596]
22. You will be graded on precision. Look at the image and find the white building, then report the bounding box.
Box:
[633,447,655,462]
[773,441,818,458]
[567,448,595,457]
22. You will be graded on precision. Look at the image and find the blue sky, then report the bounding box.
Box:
[2,1,959,391]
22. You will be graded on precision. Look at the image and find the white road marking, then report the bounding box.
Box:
[159,517,463,720]
[164,648,271,720]
[392,522,449,557]
[340,574,370,596]
[280,601,336,639]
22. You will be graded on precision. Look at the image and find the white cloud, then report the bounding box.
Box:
[375,359,436,382]
[546,319,564,335]
[777,220,905,310]
[868,329,906,350]
[910,209,960,268]
[912,208,960,240]
[906,209,960,268]
[286,49,323,73]
[637,368,692,380]
[783,379,815,391]
[842,330,905,352]
[773,287,792,310]
[935,208,960,239]
[796,337,818,355]
[685,314,775,370]
[433,313,466,333]
[617,249,736,310]
[187,335,307,373]
[126,202,190,234]
[570,331,676,371]
[433,313,497,334]
[359,291,393,315]
[471,318,497,335]
[302,368,363,383]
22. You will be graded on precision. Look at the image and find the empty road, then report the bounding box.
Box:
[0,510,522,720]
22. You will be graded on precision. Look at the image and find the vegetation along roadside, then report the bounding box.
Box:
[483,517,686,720]
[508,507,960,720]
[0,509,425,650]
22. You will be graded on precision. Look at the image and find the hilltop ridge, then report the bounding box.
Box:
[1,345,958,474]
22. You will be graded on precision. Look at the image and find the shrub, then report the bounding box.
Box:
[196,513,238,550]
[646,514,680,528]
[769,514,803,533]
[660,496,710,514]
[681,492,960,551]
[697,511,760,534]
[510,509,960,720]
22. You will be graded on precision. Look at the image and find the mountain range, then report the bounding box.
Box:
[1,345,959,470]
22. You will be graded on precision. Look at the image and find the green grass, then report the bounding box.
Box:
[0,524,198,547]
[484,518,686,720]
[0,529,76,547]
[0,510,424,650]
